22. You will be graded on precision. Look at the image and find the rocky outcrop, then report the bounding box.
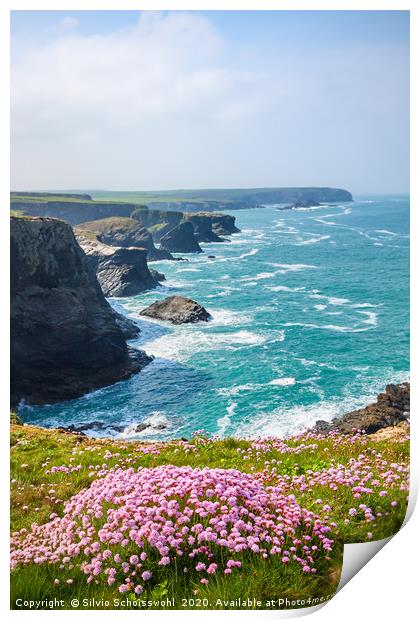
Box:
[277,200,321,211]
[313,383,410,435]
[182,213,227,242]
[139,295,211,324]
[11,216,152,406]
[149,268,166,282]
[76,234,159,297]
[207,213,240,236]
[160,222,203,253]
[75,217,174,261]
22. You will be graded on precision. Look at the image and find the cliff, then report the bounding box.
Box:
[10,199,136,226]
[76,234,160,297]
[10,216,152,406]
[75,217,173,261]
[160,221,202,253]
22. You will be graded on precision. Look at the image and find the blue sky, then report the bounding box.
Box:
[11,10,409,192]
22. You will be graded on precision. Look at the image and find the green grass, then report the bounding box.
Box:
[10,425,408,610]
[75,216,141,234]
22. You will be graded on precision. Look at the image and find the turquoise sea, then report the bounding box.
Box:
[21,195,410,439]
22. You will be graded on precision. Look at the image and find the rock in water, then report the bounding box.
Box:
[209,213,241,236]
[313,382,410,435]
[77,234,159,297]
[182,213,227,242]
[160,222,203,253]
[10,216,152,406]
[139,295,211,324]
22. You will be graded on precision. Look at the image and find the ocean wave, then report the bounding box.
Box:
[282,321,373,333]
[295,235,331,245]
[266,262,318,272]
[266,285,306,293]
[217,402,237,437]
[309,293,349,305]
[142,329,268,362]
[121,411,172,438]
[269,377,296,386]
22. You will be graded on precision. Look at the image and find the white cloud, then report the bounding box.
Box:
[11,11,409,192]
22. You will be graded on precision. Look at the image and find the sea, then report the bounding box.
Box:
[20,195,410,440]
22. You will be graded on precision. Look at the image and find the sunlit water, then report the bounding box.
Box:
[21,195,409,439]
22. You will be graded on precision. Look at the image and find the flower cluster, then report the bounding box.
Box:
[11,465,335,592]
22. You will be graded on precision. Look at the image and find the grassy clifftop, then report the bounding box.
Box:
[10,424,408,610]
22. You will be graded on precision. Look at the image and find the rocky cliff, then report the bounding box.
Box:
[11,216,152,406]
[160,222,203,253]
[75,217,173,261]
[11,199,135,226]
[313,383,410,435]
[76,234,160,297]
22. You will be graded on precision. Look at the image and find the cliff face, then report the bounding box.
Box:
[77,234,159,297]
[182,214,226,242]
[160,222,203,253]
[11,216,152,406]
[75,218,173,261]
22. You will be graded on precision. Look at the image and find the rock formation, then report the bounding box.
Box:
[182,213,227,242]
[277,200,321,211]
[207,213,240,236]
[11,216,152,406]
[76,234,159,297]
[76,217,173,261]
[160,222,203,253]
[313,382,410,435]
[139,295,211,324]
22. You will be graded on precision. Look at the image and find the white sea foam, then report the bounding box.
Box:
[237,248,259,259]
[296,235,331,245]
[282,321,371,333]
[240,271,277,281]
[266,285,306,293]
[142,329,267,362]
[375,229,397,236]
[309,293,350,305]
[266,263,318,272]
[121,411,172,438]
[357,310,378,326]
[269,377,296,386]
[217,402,237,436]
[314,304,327,311]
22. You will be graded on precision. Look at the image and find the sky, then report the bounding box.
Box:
[10,10,409,194]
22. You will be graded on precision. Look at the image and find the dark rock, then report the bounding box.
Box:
[313,382,410,435]
[277,200,321,211]
[76,217,174,261]
[139,295,211,324]
[149,268,166,282]
[111,310,141,340]
[183,213,226,242]
[10,216,153,406]
[76,234,159,297]
[160,222,203,253]
[207,213,240,236]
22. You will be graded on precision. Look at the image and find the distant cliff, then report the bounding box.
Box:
[11,216,152,406]
[10,187,352,224]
